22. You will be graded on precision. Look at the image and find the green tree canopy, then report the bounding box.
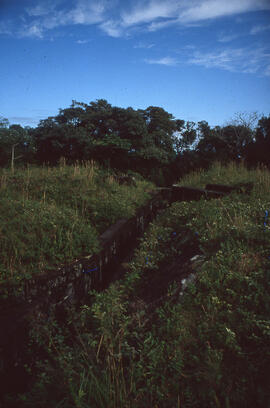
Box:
[245,115,270,167]
[33,100,184,175]
[0,119,33,168]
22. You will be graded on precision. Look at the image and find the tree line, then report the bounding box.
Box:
[1,100,269,184]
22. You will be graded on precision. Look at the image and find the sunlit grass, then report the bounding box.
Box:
[176,161,270,245]
[177,160,270,198]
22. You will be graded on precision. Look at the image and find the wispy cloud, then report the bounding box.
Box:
[107,0,270,36]
[187,47,270,75]
[8,116,46,125]
[26,3,55,17]
[264,65,270,76]
[0,21,12,35]
[217,32,239,43]
[134,42,155,49]
[19,23,44,38]
[250,23,270,35]
[148,18,177,32]
[188,49,239,70]
[145,56,178,66]
[63,1,106,25]
[177,0,270,24]
[100,20,123,37]
[12,0,110,39]
[121,1,178,27]
[2,0,270,39]
[76,39,91,44]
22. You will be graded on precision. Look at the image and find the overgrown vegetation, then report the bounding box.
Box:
[1,103,270,186]
[0,160,153,282]
[8,162,270,408]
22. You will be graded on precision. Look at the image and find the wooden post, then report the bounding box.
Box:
[11,143,22,173]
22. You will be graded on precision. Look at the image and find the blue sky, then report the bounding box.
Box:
[1,0,270,128]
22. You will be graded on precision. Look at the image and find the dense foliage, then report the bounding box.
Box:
[9,162,270,408]
[1,104,270,185]
[0,161,153,282]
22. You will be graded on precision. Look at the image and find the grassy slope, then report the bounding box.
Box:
[0,162,154,283]
[7,162,270,408]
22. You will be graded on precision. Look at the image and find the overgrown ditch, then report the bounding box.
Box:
[0,182,253,404]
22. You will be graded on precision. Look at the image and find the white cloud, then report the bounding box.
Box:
[188,49,237,70]
[8,116,47,125]
[148,18,177,31]
[187,47,270,75]
[264,65,270,76]
[121,1,178,27]
[134,42,155,48]
[99,1,178,37]
[250,24,270,35]
[2,0,270,39]
[100,20,123,37]
[76,39,91,44]
[0,21,12,35]
[26,4,54,17]
[100,0,270,37]
[217,32,239,43]
[64,1,106,25]
[177,0,270,24]
[145,56,178,66]
[15,0,110,38]
[182,44,196,50]
[19,23,44,38]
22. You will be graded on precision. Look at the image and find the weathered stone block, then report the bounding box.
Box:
[205,182,253,194]
[205,189,225,199]
[172,185,207,201]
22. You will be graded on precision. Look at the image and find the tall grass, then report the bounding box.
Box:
[178,160,270,196]
[0,162,154,282]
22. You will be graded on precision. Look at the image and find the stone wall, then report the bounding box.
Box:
[171,181,253,202]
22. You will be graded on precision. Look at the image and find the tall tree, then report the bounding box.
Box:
[196,121,226,162]
[196,118,254,163]
[0,119,32,169]
[174,120,196,153]
[138,106,181,163]
[33,117,93,164]
[245,115,270,167]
